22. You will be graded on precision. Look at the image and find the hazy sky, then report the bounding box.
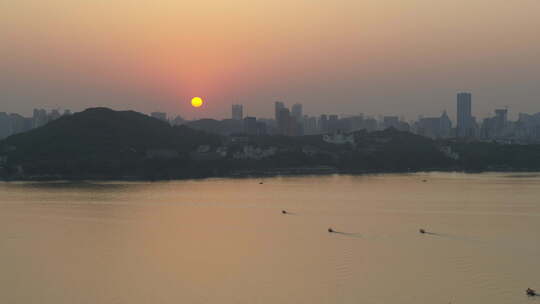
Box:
[2,0,540,120]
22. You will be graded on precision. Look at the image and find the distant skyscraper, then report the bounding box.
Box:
[275,101,285,121]
[457,92,472,137]
[494,108,508,137]
[232,104,243,120]
[495,109,508,125]
[277,108,291,135]
[0,112,11,139]
[291,103,303,121]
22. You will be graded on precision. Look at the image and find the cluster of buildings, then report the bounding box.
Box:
[415,92,540,143]
[220,99,436,138]
[143,92,540,145]
[0,109,71,140]
[226,101,386,137]
[221,93,540,144]
[3,92,540,144]
[231,104,267,135]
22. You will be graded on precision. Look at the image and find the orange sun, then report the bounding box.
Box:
[191,97,204,108]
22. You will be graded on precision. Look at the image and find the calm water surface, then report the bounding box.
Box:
[1,173,540,304]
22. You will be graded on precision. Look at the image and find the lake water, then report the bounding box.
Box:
[1,173,540,304]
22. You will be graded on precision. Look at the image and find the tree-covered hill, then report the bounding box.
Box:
[1,107,221,162]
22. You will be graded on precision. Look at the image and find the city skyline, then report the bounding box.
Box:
[3,92,540,143]
[0,91,537,122]
[1,91,536,122]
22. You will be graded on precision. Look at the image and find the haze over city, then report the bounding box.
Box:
[2,0,540,120]
[4,2,540,304]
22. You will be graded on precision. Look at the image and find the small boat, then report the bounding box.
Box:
[281,210,287,214]
[527,288,537,296]
[328,228,334,233]
[259,182,264,184]
[419,229,426,234]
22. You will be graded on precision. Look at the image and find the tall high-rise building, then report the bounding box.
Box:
[0,112,11,139]
[457,92,472,137]
[277,108,291,135]
[274,101,285,121]
[494,108,508,136]
[495,109,508,124]
[291,103,303,121]
[232,104,243,120]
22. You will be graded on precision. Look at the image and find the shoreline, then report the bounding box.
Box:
[2,167,540,182]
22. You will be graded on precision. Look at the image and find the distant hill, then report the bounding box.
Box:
[2,109,540,180]
[1,107,221,163]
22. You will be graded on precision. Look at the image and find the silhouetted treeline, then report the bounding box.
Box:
[452,142,540,171]
[1,108,540,180]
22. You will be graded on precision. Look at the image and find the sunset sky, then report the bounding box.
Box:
[2,0,540,120]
